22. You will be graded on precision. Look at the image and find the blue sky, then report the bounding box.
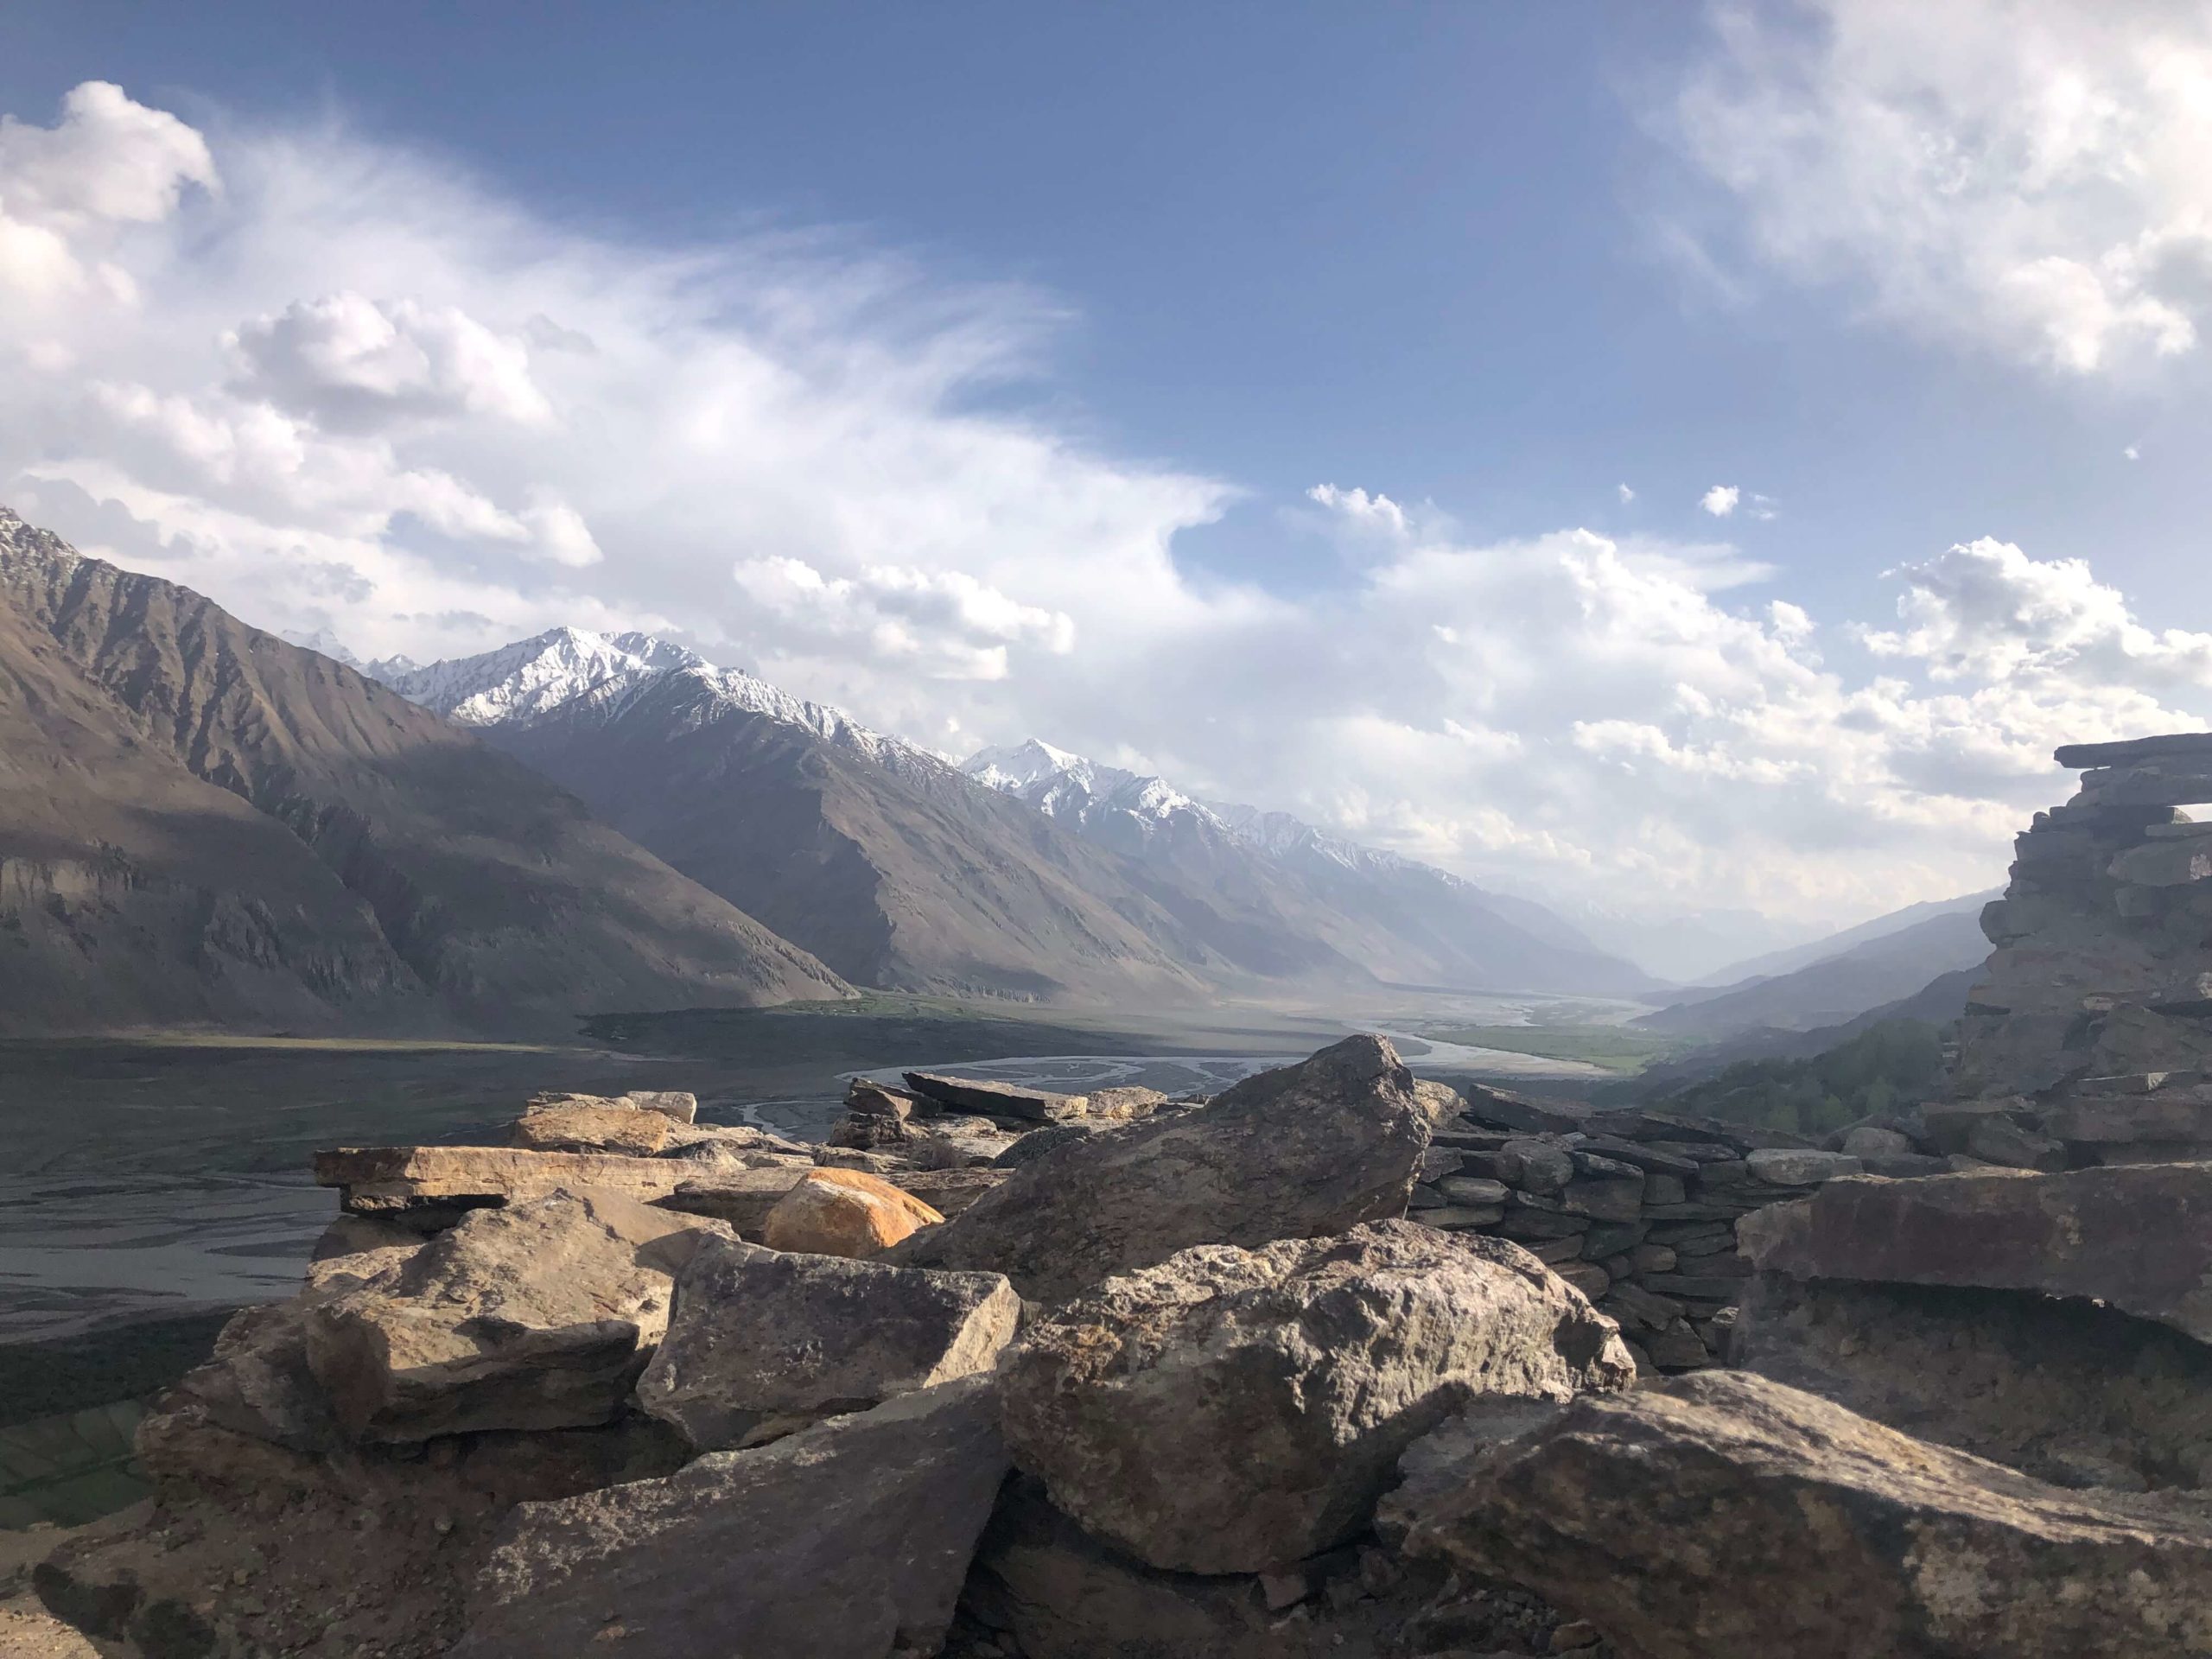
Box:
[3,2,2211,949]
[5,1,2189,616]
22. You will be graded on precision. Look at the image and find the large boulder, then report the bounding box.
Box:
[1738,1163,2212,1342]
[450,1376,1008,1659]
[761,1168,944,1257]
[889,1035,1435,1304]
[302,1188,727,1442]
[996,1221,1634,1574]
[965,1478,1564,1659]
[1400,1370,2212,1658]
[636,1238,1020,1449]
[1732,1273,2212,1490]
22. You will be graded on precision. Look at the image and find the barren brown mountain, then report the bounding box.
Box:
[0,507,846,1034]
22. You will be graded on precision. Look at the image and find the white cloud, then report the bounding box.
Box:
[1669,1,2212,375]
[0,81,214,303]
[1306,482,1408,536]
[229,291,552,429]
[2124,444,2141,461]
[1617,482,1635,503]
[1700,484,1740,517]
[1858,537,2212,691]
[3,79,2208,932]
[731,556,1073,680]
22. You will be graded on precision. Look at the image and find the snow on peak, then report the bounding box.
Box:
[962,739,1215,839]
[375,626,709,727]
[374,624,952,781]
[963,735,1489,889]
[279,627,362,667]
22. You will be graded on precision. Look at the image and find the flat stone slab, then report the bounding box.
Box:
[1737,1165,2212,1343]
[2056,732,2212,771]
[1398,1369,2212,1659]
[315,1146,702,1212]
[903,1071,1090,1122]
[451,1377,1008,1659]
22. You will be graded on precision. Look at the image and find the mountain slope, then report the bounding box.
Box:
[964,740,1657,995]
[1633,906,1993,1040]
[1692,889,2000,988]
[477,661,1282,1002]
[0,507,846,1033]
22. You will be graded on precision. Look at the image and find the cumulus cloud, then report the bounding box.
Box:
[1859,537,2212,691]
[229,292,552,429]
[1669,0,2212,374]
[731,556,1073,680]
[1700,484,1740,517]
[3,78,2208,935]
[0,80,214,304]
[1617,482,1635,503]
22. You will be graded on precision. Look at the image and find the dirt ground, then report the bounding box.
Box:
[0,1517,116,1657]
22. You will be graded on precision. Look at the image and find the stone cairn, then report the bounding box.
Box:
[1954,729,2212,1167]
[1399,1086,1940,1375]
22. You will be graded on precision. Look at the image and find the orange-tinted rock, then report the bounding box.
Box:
[760,1170,944,1258]
[512,1103,671,1156]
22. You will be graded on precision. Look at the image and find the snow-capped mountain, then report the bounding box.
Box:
[375,626,944,779]
[365,626,1657,1001]
[376,626,706,727]
[963,738,1658,994]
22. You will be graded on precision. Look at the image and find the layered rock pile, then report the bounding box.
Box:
[35,1039,1646,1658]
[1960,731,2212,1162]
[1395,1084,1943,1374]
[34,1011,2212,1655]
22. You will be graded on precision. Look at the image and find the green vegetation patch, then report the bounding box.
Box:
[1643,1019,1946,1138]
[0,1309,232,1430]
[1413,1024,1688,1073]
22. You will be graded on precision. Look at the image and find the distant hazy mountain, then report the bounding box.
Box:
[963,740,1657,995]
[1693,889,2001,988]
[1634,904,1994,1041]
[0,508,846,1034]
[378,632,1655,1001]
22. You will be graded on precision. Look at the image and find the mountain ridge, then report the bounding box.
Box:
[0,507,848,1034]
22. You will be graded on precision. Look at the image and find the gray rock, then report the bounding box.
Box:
[992,1121,1111,1168]
[995,1221,1634,1574]
[1461,1085,1586,1135]
[1732,1273,2212,1491]
[452,1376,1008,1659]
[302,1188,728,1442]
[1497,1138,1576,1194]
[1744,1147,1864,1185]
[903,1071,1089,1123]
[1399,1370,2212,1659]
[1839,1126,1914,1158]
[887,1035,1435,1304]
[1963,1114,2069,1171]
[971,1478,1467,1659]
[636,1237,1019,1450]
[1738,1162,2212,1343]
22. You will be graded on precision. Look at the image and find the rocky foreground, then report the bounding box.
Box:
[30,739,2212,1657]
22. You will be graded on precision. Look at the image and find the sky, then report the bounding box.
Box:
[4,0,2212,953]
